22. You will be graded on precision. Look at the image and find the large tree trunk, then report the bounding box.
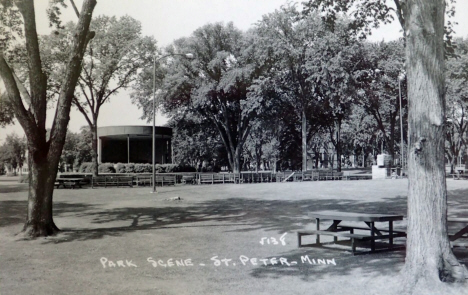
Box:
[302,108,307,171]
[335,120,342,172]
[90,123,99,176]
[23,145,60,237]
[402,0,468,288]
[233,146,242,173]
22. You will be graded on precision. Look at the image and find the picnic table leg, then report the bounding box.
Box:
[370,222,375,252]
[316,218,320,244]
[389,221,394,248]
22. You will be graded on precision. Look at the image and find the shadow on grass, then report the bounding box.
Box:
[29,194,408,244]
[248,248,405,282]
[0,200,96,228]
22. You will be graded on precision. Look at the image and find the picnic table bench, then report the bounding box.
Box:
[448,218,468,248]
[450,172,468,180]
[55,178,84,189]
[298,211,406,255]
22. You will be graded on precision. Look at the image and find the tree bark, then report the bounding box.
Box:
[23,145,60,237]
[90,124,99,176]
[302,108,307,171]
[402,0,468,288]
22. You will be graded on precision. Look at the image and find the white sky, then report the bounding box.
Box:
[1,0,468,143]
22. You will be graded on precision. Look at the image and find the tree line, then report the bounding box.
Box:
[131,5,468,175]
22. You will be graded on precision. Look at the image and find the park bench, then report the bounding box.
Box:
[198,173,237,184]
[318,171,343,181]
[343,174,372,180]
[92,176,133,188]
[451,173,468,180]
[155,174,177,186]
[134,175,152,186]
[448,218,468,248]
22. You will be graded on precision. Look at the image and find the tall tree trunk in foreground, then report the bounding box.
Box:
[302,108,307,171]
[0,0,96,237]
[90,123,99,176]
[402,0,468,288]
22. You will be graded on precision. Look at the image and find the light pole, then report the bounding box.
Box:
[152,53,193,193]
[398,72,406,169]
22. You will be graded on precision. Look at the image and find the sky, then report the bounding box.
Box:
[1,0,468,143]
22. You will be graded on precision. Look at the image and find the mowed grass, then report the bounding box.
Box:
[1,177,468,295]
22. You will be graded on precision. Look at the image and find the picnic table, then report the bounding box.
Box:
[449,218,468,248]
[55,177,84,189]
[298,211,406,255]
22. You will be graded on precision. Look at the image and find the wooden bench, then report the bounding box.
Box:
[92,176,133,188]
[451,173,468,180]
[198,173,237,184]
[155,175,176,186]
[133,175,152,186]
[297,229,405,255]
[318,172,343,180]
[298,230,374,254]
[344,174,372,180]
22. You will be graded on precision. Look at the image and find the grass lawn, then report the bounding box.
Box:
[1,177,468,295]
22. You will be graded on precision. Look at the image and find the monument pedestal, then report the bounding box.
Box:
[372,165,388,179]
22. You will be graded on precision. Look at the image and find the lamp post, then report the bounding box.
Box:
[398,72,406,168]
[152,53,193,193]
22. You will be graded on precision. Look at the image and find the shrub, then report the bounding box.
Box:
[125,163,135,173]
[98,163,115,173]
[115,163,126,173]
[135,163,152,173]
[79,162,95,173]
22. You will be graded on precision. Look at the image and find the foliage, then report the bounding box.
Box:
[98,163,115,173]
[133,22,266,173]
[354,40,406,159]
[0,133,26,172]
[78,162,95,174]
[59,126,92,172]
[445,37,468,172]
[41,15,157,176]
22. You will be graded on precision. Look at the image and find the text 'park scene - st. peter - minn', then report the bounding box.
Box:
[1,0,468,294]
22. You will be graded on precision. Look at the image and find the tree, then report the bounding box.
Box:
[0,133,26,174]
[304,0,468,288]
[355,40,407,161]
[0,0,97,237]
[253,5,325,172]
[306,21,362,172]
[150,23,263,173]
[0,88,15,126]
[445,38,468,174]
[42,15,156,176]
[168,112,223,171]
[59,126,92,172]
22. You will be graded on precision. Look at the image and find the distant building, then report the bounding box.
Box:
[97,125,172,164]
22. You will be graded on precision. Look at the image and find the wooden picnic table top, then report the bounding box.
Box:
[308,211,404,222]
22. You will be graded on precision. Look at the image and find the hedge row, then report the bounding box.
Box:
[79,162,196,174]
